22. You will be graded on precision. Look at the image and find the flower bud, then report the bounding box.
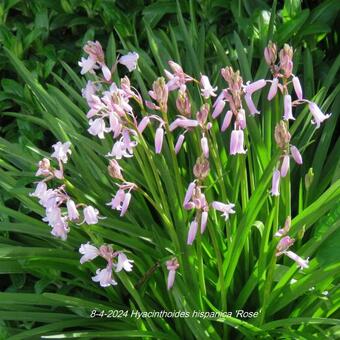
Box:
[292,76,303,100]
[84,41,105,64]
[270,169,281,196]
[166,257,179,290]
[201,136,209,158]
[283,95,295,121]
[245,93,260,115]
[155,126,164,154]
[201,211,208,234]
[175,134,185,154]
[137,116,150,133]
[187,220,198,245]
[267,78,278,101]
[291,145,303,165]
[212,99,225,119]
[305,168,314,190]
[245,79,266,95]
[108,159,124,180]
[196,103,210,125]
[36,158,51,176]
[176,86,191,117]
[221,110,233,132]
[276,236,295,255]
[193,156,210,180]
[279,44,293,78]
[274,121,291,149]
[67,199,80,221]
[280,155,290,177]
[150,77,168,112]
[264,41,277,66]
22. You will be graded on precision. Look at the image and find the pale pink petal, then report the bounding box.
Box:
[280,155,290,177]
[291,145,303,165]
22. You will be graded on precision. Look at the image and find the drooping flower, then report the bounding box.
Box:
[107,134,136,159]
[276,235,295,255]
[92,267,118,287]
[183,181,196,207]
[101,64,112,81]
[67,199,80,221]
[43,206,63,226]
[280,154,290,177]
[290,145,303,164]
[284,250,309,269]
[237,109,247,129]
[245,79,266,95]
[292,76,303,100]
[115,253,134,272]
[137,116,150,133]
[200,75,217,99]
[270,169,281,196]
[267,78,278,101]
[107,189,126,211]
[283,95,295,120]
[83,206,100,225]
[78,56,98,75]
[107,182,136,216]
[221,110,233,132]
[169,118,198,131]
[211,201,235,220]
[230,129,246,155]
[308,102,331,128]
[86,95,106,119]
[120,192,132,217]
[166,258,179,290]
[50,218,69,241]
[200,211,208,234]
[82,81,99,106]
[187,220,198,245]
[165,61,193,91]
[88,118,108,139]
[155,126,164,154]
[79,243,100,264]
[174,134,185,154]
[30,181,48,199]
[51,141,72,163]
[80,41,111,80]
[118,52,139,72]
[244,93,260,115]
[212,99,226,118]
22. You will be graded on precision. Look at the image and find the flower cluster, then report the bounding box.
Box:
[79,243,134,287]
[79,42,141,217]
[30,141,102,240]
[30,40,323,291]
[263,42,330,196]
[265,42,331,127]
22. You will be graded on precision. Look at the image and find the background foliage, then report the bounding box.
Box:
[0,0,339,338]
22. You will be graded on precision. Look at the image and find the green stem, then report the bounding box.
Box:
[259,196,279,325]
[195,214,206,308]
[208,213,227,313]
